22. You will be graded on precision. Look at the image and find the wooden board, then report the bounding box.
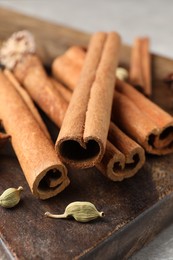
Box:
[0,7,173,260]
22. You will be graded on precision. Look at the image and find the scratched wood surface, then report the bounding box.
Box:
[0,7,173,260]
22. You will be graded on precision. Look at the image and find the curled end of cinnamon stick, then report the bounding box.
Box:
[56,136,104,168]
[145,123,173,155]
[97,136,145,182]
[106,147,145,181]
[32,164,70,200]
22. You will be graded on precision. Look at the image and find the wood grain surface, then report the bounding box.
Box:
[0,7,173,260]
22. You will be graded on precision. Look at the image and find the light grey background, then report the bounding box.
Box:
[0,1,173,259]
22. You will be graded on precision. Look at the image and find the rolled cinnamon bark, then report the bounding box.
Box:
[112,89,173,155]
[4,69,51,139]
[98,123,145,181]
[64,46,87,66]
[0,30,68,128]
[115,79,173,154]
[0,70,69,199]
[50,77,72,103]
[56,32,121,168]
[52,46,86,91]
[52,50,145,180]
[52,77,145,181]
[129,37,151,96]
[52,45,173,155]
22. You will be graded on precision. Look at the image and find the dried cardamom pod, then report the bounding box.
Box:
[0,186,23,208]
[45,201,104,223]
[116,67,129,81]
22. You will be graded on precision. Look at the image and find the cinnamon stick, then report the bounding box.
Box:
[112,91,158,153]
[115,79,173,154]
[0,30,68,128]
[51,77,145,180]
[4,69,51,139]
[52,46,86,91]
[129,37,151,96]
[55,32,121,168]
[50,77,72,103]
[98,123,145,181]
[52,49,145,180]
[64,46,86,67]
[0,70,69,199]
[52,45,173,155]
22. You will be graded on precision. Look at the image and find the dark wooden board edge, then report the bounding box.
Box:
[81,193,173,259]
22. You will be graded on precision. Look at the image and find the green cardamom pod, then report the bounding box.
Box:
[45,201,104,223]
[0,186,23,208]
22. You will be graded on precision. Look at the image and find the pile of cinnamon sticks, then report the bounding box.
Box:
[0,30,173,200]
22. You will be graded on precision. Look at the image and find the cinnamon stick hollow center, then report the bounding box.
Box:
[56,32,121,168]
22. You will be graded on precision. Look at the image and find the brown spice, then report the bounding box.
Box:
[4,69,51,139]
[129,37,151,96]
[50,77,72,103]
[53,45,173,155]
[0,71,69,199]
[55,32,121,168]
[52,46,86,91]
[0,31,68,128]
[13,54,68,128]
[52,46,145,180]
[114,79,173,154]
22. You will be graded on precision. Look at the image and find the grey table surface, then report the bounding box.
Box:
[0,1,173,259]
